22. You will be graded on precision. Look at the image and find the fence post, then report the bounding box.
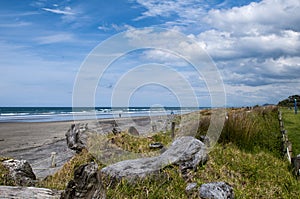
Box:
[287,142,293,161]
[51,152,57,168]
[294,98,298,114]
[287,147,292,164]
[152,123,157,132]
[171,122,175,139]
[278,111,282,121]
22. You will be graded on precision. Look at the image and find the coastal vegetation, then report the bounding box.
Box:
[1,106,300,198]
[106,130,173,154]
[198,106,282,157]
[102,143,299,198]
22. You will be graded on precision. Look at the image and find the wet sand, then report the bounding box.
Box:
[0,121,76,154]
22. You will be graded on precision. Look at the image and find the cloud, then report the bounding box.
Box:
[133,0,244,32]
[42,7,75,15]
[134,0,300,60]
[205,0,300,35]
[224,82,300,106]
[195,29,300,61]
[133,0,209,32]
[219,55,300,87]
[133,0,300,105]
[195,0,300,91]
[135,0,206,19]
[2,0,299,106]
[140,49,189,67]
[35,33,76,44]
[135,0,300,33]
[97,24,134,32]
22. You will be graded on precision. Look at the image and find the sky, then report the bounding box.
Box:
[0,0,300,107]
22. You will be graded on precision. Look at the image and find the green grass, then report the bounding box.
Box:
[103,143,300,199]
[195,143,300,198]
[106,130,173,154]
[105,165,188,199]
[86,130,174,165]
[280,107,300,155]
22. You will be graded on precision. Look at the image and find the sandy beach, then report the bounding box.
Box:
[0,115,168,153]
[0,115,172,178]
[0,121,78,178]
[0,121,76,154]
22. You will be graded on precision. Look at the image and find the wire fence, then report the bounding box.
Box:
[278,111,300,178]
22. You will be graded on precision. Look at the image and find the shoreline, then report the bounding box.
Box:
[0,114,176,179]
[0,106,197,123]
[0,114,175,155]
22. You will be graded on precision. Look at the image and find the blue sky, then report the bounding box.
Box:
[0,0,299,107]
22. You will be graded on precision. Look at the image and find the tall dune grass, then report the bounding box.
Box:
[196,106,281,156]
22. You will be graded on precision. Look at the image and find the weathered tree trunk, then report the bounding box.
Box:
[65,123,88,153]
[101,136,208,182]
[61,162,106,199]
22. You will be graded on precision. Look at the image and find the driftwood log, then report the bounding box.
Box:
[0,186,62,199]
[65,123,89,153]
[61,162,106,199]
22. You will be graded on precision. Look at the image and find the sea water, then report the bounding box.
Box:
[0,107,203,122]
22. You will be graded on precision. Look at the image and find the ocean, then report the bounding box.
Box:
[0,107,203,123]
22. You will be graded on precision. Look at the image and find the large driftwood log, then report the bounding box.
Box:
[0,186,62,199]
[101,136,208,182]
